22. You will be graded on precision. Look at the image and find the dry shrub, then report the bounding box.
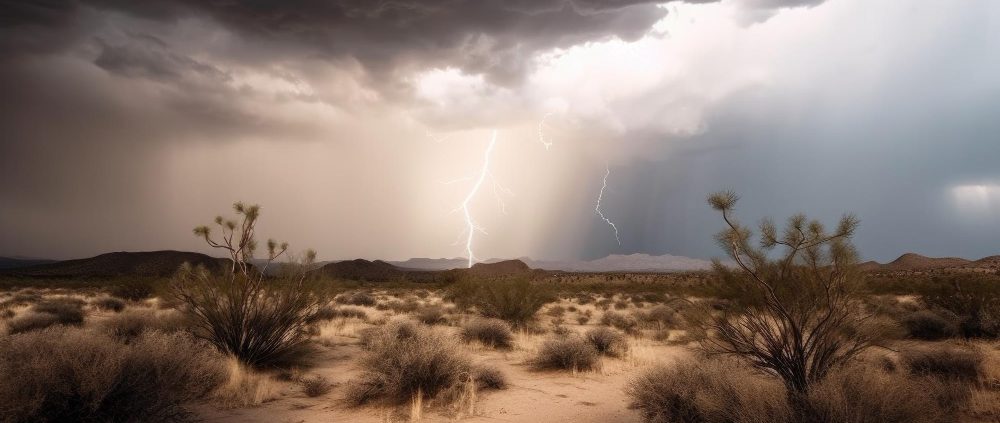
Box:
[600,310,639,334]
[416,306,447,325]
[576,315,591,325]
[531,335,598,372]
[309,305,368,323]
[100,309,189,342]
[901,310,959,340]
[92,296,126,312]
[447,277,552,327]
[336,291,377,307]
[546,305,566,317]
[460,318,513,349]
[901,346,984,383]
[807,365,956,423]
[109,283,154,301]
[213,358,281,407]
[585,327,629,357]
[0,327,226,422]
[30,299,84,325]
[6,312,61,334]
[626,359,791,423]
[345,322,500,407]
[474,365,507,390]
[300,375,334,397]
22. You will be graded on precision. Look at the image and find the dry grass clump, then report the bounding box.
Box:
[336,291,377,307]
[6,311,62,334]
[309,305,368,323]
[31,298,85,325]
[100,309,189,342]
[108,283,155,301]
[416,306,447,325]
[460,318,513,349]
[92,296,126,312]
[600,310,639,334]
[901,346,984,383]
[807,365,958,423]
[300,375,334,397]
[901,310,959,340]
[474,365,507,390]
[0,327,226,422]
[448,277,552,328]
[213,358,282,408]
[585,327,629,357]
[345,322,503,408]
[626,359,791,423]
[531,335,599,372]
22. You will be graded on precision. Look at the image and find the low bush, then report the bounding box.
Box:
[460,318,513,349]
[447,277,552,328]
[474,365,507,390]
[300,375,333,397]
[336,291,377,307]
[7,312,61,334]
[109,283,155,301]
[100,309,189,342]
[31,299,85,325]
[901,310,959,340]
[92,296,126,313]
[531,336,598,372]
[345,322,501,407]
[807,365,957,423]
[416,306,447,325]
[600,310,639,334]
[901,346,984,383]
[585,327,629,357]
[0,327,226,422]
[308,305,367,323]
[626,358,790,423]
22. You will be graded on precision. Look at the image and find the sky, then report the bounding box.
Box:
[1,0,999,263]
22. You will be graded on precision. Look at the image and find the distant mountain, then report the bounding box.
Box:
[859,252,993,272]
[389,257,469,271]
[386,253,712,273]
[0,257,57,270]
[1,251,229,278]
[526,253,714,272]
[467,259,532,277]
[315,259,406,282]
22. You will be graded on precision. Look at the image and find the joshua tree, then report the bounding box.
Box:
[704,191,878,411]
[171,201,319,367]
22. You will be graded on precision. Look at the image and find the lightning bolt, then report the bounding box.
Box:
[595,164,621,246]
[460,130,499,268]
[537,113,553,150]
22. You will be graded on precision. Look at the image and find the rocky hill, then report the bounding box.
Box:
[1,251,229,278]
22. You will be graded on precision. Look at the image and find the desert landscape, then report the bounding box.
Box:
[3,0,1000,422]
[1,197,999,423]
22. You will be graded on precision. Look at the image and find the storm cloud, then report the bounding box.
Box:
[2,0,997,263]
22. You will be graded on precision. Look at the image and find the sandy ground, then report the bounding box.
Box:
[195,322,692,423]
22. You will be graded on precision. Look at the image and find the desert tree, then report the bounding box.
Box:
[171,201,319,367]
[703,190,880,411]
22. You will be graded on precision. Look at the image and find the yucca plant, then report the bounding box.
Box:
[171,201,319,368]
